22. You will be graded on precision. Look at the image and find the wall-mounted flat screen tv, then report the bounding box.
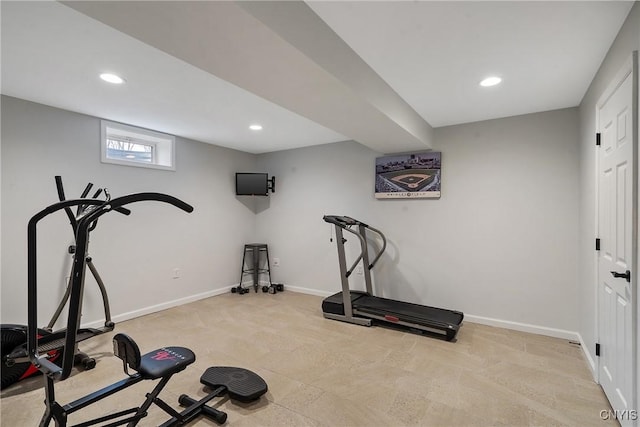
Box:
[375,152,441,199]
[236,172,275,196]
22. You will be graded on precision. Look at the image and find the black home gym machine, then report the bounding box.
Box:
[322,215,464,341]
[46,176,116,334]
[2,177,121,389]
[26,184,267,426]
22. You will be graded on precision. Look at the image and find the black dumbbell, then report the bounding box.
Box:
[232,286,249,294]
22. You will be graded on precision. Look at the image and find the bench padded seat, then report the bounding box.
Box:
[138,346,195,379]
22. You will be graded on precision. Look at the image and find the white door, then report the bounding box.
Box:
[597,53,637,425]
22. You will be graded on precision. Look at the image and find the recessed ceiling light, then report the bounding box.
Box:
[249,124,263,131]
[480,76,502,87]
[100,73,125,84]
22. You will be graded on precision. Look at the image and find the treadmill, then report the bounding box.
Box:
[322,215,464,341]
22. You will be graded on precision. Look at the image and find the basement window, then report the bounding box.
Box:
[100,120,175,171]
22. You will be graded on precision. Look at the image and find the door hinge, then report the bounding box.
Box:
[596,133,601,146]
[595,238,601,251]
[596,343,601,357]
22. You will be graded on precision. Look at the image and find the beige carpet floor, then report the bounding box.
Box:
[0,291,613,426]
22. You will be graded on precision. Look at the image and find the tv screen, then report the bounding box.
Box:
[236,173,269,196]
[375,151,441,199]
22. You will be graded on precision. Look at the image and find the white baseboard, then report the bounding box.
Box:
[578,332,598,380]
[83,287,233,329]
[463,313,581,341]
[281,285,333,297]
[82,284,327,329]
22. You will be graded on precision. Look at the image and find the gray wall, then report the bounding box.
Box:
[577,2,639,374]
[256,108,580,333]
[0,59,613,352]
[1,96,257,327]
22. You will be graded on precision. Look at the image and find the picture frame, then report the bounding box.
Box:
[375,151,441,199]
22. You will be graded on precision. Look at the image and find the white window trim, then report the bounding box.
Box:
[100,120,175,171]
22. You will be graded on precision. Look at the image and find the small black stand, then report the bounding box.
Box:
[233,244,271,294]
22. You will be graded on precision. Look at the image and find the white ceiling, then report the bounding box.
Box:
[0,1,347,154]
[1,1,634,154]
[307,1,634,127]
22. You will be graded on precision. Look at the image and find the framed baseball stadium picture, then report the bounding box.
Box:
[375,151,441,199]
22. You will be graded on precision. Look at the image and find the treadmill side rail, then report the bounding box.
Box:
[323,312,372,327]
[356,310,451,339]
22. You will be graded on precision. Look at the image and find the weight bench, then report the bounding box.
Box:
[39,333,267,426]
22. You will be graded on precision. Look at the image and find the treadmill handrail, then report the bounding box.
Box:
[363,225,386,269]
[336,223,368,278]
[324,215,386,270]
